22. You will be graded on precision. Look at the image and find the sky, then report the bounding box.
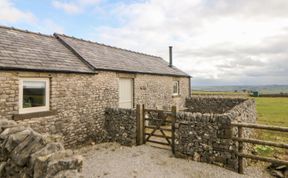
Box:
[0,0,288,86]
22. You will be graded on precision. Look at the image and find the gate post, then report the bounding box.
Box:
[171,106,177,155]
[142,104,146,144]
[136,104,141,145]
[136,104,145,145]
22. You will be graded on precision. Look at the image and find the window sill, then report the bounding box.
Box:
[13,110,57,121]
[172,94,181,98]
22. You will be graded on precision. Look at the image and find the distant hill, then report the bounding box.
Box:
[192,85,288,94]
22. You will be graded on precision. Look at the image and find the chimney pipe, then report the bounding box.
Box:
[169,46,173,67]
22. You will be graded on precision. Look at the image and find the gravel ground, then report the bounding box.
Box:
[75,143,272,178]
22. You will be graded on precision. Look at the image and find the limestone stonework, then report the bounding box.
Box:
[0,70,189,147]
[103,97,256,172]
[134,74,189,110]
[185,96,247,114]
[105,108,137,146]
[0,119,82,178]
[176,97,256,171]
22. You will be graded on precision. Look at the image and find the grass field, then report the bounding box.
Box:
[254,97,288,143]
[192,90,249,96]
[255,97,288,128]
[254,97,288,158]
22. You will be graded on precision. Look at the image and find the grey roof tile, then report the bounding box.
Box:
[0,25,189,77]
[0,26,94,73]
[56,34,190,77]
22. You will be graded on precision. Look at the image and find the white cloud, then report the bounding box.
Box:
[0,0,65,35]
[52,0,101,14]
[91,0,288,85]
[52,1,81,14]
[79,0,101,5]
[0,0,36,23]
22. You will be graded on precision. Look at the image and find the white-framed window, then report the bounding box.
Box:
[19,78,50,114]
[173,80,180,95]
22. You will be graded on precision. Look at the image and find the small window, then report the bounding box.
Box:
[173,81,180,95]
[19,78,50,114]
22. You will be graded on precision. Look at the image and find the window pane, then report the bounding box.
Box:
[23,81,46,108]
[173,81,179,94]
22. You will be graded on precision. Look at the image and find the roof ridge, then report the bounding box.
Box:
[54,33,162,59]
[0,25,54,38]
[54,34,97,72]
[0,25,162,59]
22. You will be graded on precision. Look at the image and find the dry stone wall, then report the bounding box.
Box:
[0,119,82,178]
[104,108,137,146]
[103,97,256,172]
[175,112,238,170]
[175,97,256,171]
[185,96,247,114]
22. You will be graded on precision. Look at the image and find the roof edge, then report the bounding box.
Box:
[95,68,191,78]
[0,66,97,75]
[0,66,190,77]
[0,25,54,38]
[54,33,97,72]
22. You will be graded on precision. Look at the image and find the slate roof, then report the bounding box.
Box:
[55,34,189,77]
[0,25,189,77]
[0,26,94,74]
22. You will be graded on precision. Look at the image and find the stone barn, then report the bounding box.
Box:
[0,26,191,147]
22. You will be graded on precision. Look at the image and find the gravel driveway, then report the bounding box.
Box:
[75,143,271,178]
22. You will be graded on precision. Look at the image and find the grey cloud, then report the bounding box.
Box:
[91,0,288,85]
[217,57,265,69]
[199,0,288,19]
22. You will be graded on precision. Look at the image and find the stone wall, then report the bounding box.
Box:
[104,108,137,146]
[175,97,256,171]
[226,99,257,151]
[0,119,82,178]
[134,74,189,110]
[185,96,247,114]
[0,70,189,147]
[102,97,256,172]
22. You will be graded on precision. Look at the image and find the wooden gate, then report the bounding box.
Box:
[136,104,176,154]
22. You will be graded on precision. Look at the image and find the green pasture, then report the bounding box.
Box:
[254,97,288,158]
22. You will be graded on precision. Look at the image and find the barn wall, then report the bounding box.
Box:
[0,71,119,147]
[134,74,189,110]
[0,71,189,147]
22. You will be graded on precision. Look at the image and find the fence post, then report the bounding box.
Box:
[136,104,141,145]
[238,126,244,174]
[171,106,177,155]
[142,104,146,144]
